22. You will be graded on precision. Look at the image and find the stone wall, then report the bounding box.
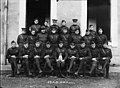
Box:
[7,0,19,48]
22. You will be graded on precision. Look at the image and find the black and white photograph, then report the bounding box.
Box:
[0,0,120,88]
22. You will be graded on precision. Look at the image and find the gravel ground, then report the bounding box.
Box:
[0,72,120,88]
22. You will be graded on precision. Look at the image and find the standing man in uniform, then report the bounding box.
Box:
[42,21,50,34]
[50,19,60,33]
[29,18,41,34]
[6,41,19,77]
[17,28,28,50]
[83,30,94,48]
[70,19,81,35]
[96,28,108,48]
[59,20,70,48]
[69,29,82,48]
[88,25,97,38]
[48,19,59,48]
[28,30,37,49]
[37,25,48,48]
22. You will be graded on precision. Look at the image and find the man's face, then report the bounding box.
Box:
[98,29,103,34]
[24,43,28,48]
[103,43,108,48]
[52,29,56,33]
[46,44,50,48]
[53,22,57,25]
[22,30,26,34]
[62,22,66,26]
[86,31,90,35]
[44,22,48,26]
[34,19,39,24]
[59,43,63,48]
[63,29,67,34]
[70,45,75,49]
[41,29,46,33]
[11,43,16,48]
[73,22,77,25]
[81,43,86,48]
[35,42,40,47]
[89,26,94,30]
[75,30,79,34]
[91,43,96,48]
[31,31,35,35]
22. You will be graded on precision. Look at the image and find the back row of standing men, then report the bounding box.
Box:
[6,18,112,78]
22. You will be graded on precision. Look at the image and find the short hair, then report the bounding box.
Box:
[89,25,93,27]
[11,40,16,44]
[34,18,39,21]
[61,20,66,23]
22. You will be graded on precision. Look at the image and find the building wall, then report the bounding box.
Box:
[7,0,19,48]
[57,0,87,36]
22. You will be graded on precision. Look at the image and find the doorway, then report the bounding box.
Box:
[26,0,50,30]
[87,0,110,41]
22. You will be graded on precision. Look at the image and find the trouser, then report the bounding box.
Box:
[34,57,42,73]
[56,60,65,75]
[9,57,18,76]
[21,58,31,75]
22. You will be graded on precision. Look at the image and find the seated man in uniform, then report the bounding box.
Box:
[75,41,91,76]
[55,41,68,78]
[67,43,79,74]
[6,41,19,77]
[43,41,55,75]
[89,41,100,76]
[19,41,33,76]
[33,41,44,77]
[99,43,112,78]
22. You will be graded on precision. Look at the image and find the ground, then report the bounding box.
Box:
[0,66,120,88]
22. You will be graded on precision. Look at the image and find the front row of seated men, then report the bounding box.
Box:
[6,39,112,78]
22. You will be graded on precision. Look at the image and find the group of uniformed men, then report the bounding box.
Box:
[6,18,112,78]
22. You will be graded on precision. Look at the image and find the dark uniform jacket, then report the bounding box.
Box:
[99,47,112,59]
[28,35,37,46]
[6,47,19,63]
[78,47,91,60]
[19,46,33,59]
[48,33,59,44]
[89,30,97,38]
[67,47,78,59]
[50,24,60,34]
[43,46,55,59]
[17,34,28,47]
[83,35,94,47]
[96,34,108,48]
[55,47,68,60]
[90,47,100,59]
[29,24,41,33]
[37,32,48,43]
[69,34,82,45]
[70,24,81,34]
[41,25,50,34]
